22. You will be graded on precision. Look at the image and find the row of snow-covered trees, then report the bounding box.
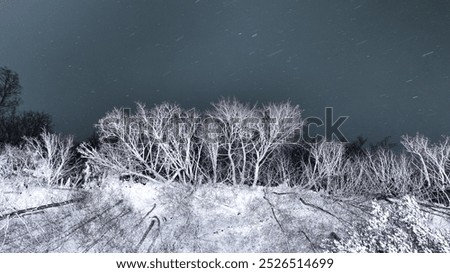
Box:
[1,98,449,205]
[76,99,449,204]
[79,99,304,187]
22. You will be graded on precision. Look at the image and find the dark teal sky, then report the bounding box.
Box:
[0,0,449,143]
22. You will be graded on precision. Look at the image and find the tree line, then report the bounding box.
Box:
[0,67,52,146]
[1,67,449,206]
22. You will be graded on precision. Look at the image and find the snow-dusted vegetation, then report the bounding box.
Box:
[324,196,450,253]
[1,99,450,252]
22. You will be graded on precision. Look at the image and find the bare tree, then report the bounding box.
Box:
[263,146,302,187]
[207,98,256,185]
[200,117,220,183]
[79,102,205,184]
[24,131,75,185]
[0,67,53,146]
[0,67,21,116]
[362,148,415,197]
[302,141,348,193]
[249,102,303,186]
[153,104,204,184]
[78,105,168,183]
[402,134,450,203]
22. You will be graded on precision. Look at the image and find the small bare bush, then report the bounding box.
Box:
[302,141,349,193]
[24,131,75,185]
[401,134,450,203]
[0,144,31,179]
[362,149,416,197]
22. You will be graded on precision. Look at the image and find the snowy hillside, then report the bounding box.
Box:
[1,178,450,253]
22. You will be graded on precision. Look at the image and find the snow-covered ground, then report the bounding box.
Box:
[1,178,449,252]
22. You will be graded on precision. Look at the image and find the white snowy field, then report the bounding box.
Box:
[1,178,450,253]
